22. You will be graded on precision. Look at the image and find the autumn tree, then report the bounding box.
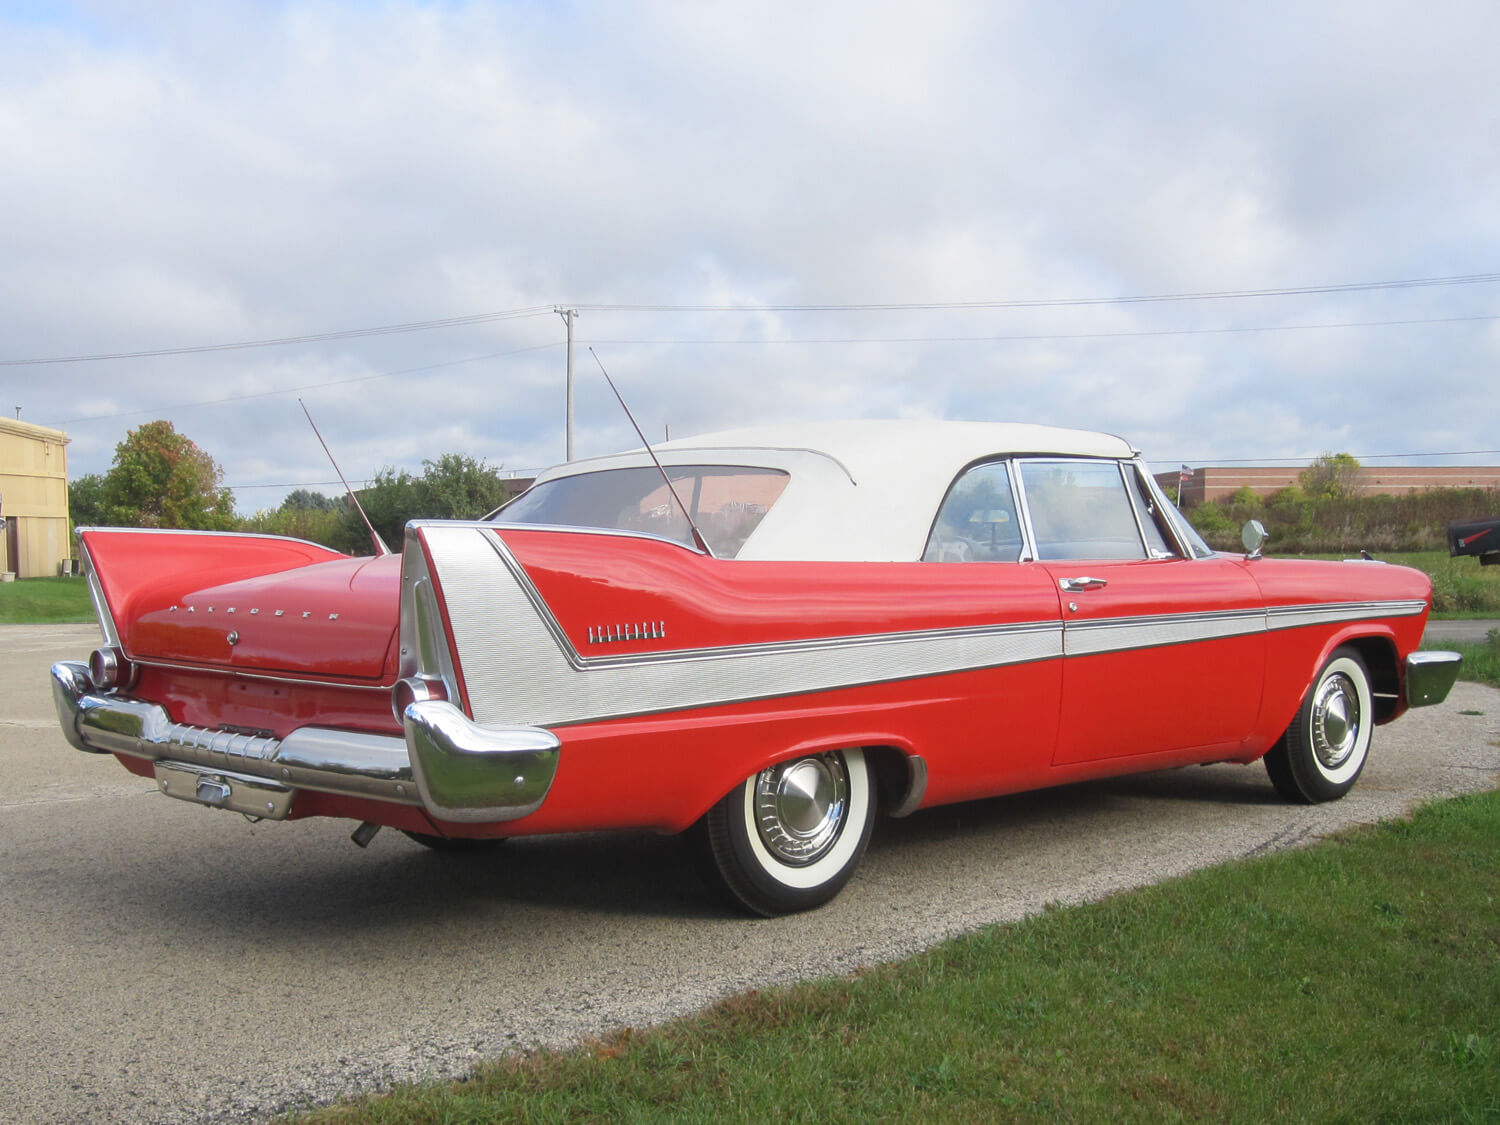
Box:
[1298,452,1363,499]
[94,420,237,530]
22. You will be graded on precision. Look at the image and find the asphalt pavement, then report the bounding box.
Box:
[2,624,1497,1124]
[1423,618,1499,645]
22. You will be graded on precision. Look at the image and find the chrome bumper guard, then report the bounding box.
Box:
[50,661,559,824]
[1405,650,1463,708]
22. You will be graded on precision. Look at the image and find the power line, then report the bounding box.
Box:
[580,312,1499,347]
[575,271,1500,313]
[57,341,560,426]
[7,271,1499,368]
[1,305,556,367]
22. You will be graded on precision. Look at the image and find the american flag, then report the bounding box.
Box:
[1178,465,1194,483]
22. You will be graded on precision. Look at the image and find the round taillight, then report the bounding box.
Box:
[88,646,131,691]
[392,675,448,723]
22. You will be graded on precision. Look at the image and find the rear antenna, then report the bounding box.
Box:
[299,399,391,557]
[588,348,714,558]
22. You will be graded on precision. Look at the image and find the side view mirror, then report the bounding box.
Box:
[1242,519,1268,560]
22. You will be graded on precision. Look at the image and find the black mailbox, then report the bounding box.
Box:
[1448,516,1500,565]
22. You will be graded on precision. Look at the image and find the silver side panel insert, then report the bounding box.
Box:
[1063,608,1265,657]
[420,525,1432,730]
[424,524,1062,728]
[1266,600,1426,630]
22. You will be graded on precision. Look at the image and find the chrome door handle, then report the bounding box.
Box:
[1059,576,1108,592]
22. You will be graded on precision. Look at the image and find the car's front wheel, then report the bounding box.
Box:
[1264,647,1373,803]
[702,748,875,916]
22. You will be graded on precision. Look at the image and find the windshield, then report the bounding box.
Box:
[494,465,790,558]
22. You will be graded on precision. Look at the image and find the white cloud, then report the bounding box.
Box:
[1,0,1497,511]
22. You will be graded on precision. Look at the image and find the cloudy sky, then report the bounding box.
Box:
[2,0,1496,511]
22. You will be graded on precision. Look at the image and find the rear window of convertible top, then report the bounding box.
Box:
[494,465,790,559]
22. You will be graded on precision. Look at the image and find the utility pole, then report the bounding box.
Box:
[555,307,578,460]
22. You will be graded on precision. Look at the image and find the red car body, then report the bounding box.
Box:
[52,421,1462,913]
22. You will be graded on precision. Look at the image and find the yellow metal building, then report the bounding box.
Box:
[0,417,72,578]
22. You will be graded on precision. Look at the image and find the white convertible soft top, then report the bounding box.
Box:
[526,420,1139,562]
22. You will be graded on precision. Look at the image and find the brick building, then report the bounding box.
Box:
[1157,464,1500,506]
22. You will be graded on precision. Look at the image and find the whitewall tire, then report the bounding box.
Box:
[1264,648,1374,804]
[703,748,875,916]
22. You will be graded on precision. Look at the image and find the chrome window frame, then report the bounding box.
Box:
[920,458,1035,563]
[1121,460,1179,559]
[1138,462,1214,559]
[1013,456,1152,563]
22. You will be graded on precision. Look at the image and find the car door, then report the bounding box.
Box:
[1015,458,1267,766]
[921,459,1065,785]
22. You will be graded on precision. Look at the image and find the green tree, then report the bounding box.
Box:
[95,420,237,530]
[1299,452,1362,500]
[68,473,108,527]
[330,454,510,554]
[280,488,338,512]
[415,453,512,520]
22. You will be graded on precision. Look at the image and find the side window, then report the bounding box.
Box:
[1124,464,1176,558]
[923,461,1023,562]
[1019,460,1148,561]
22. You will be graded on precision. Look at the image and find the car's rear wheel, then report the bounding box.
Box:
[1264,647,1373,803]
[702,748,875,916]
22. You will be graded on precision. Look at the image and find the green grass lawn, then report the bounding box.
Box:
[1440,632,1500,689]
[0,576,94,624]
[294,789,1500,1124]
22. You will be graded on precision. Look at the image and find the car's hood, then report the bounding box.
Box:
[124,554,402,681]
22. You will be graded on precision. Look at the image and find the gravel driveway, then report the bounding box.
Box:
[3,624,1497,1124]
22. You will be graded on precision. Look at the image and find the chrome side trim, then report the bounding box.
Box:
[75,525,334,546]
[1405,651,1462,707]
[112,658,393,692]
[479,520,706,553]
[1266,600,1427,630]
[424,525,1440,729]
[76,537,117,647]
[398,528,462,699]
[403,699,560,822]
[51,661,561,821]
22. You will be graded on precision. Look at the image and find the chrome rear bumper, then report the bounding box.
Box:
[1405,650,1463,708]
[50,660,559,824]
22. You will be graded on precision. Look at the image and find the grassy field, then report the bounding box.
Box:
[1440,631,1500,689]
[1370,551,1500,617]
[295,789,1500,1124]
[0,576,94,624]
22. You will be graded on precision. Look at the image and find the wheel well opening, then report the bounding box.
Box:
[1343,635,1399,721]
[863,745,920,817]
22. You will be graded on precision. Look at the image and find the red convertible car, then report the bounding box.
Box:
[52,421,1462,914]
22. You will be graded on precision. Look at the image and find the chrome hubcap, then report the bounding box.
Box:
[753,754,848,865]
[1311,672,1361,769]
